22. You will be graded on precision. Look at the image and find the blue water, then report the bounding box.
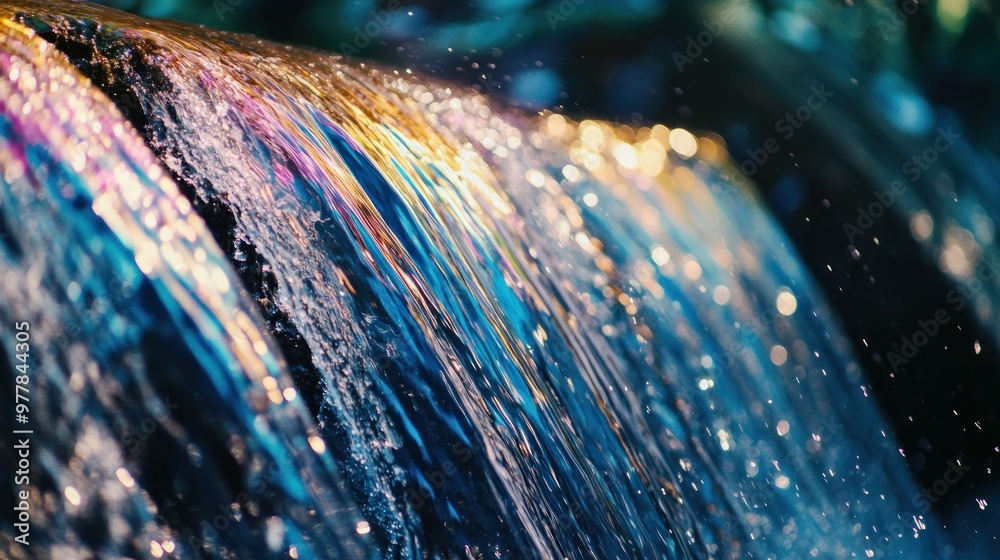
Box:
[0,2,959,558]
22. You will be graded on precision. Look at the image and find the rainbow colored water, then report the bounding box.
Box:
[0,2,954,558]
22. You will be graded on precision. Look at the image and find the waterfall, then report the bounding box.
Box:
[0,2,954,558]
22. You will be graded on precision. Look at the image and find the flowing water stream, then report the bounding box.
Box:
[0,2,955,558]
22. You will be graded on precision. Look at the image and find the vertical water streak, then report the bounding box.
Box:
[0,18,373,559]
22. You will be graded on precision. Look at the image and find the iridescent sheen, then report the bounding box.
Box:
[0,2,953,559]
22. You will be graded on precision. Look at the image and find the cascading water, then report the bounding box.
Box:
[0,2,958,558]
